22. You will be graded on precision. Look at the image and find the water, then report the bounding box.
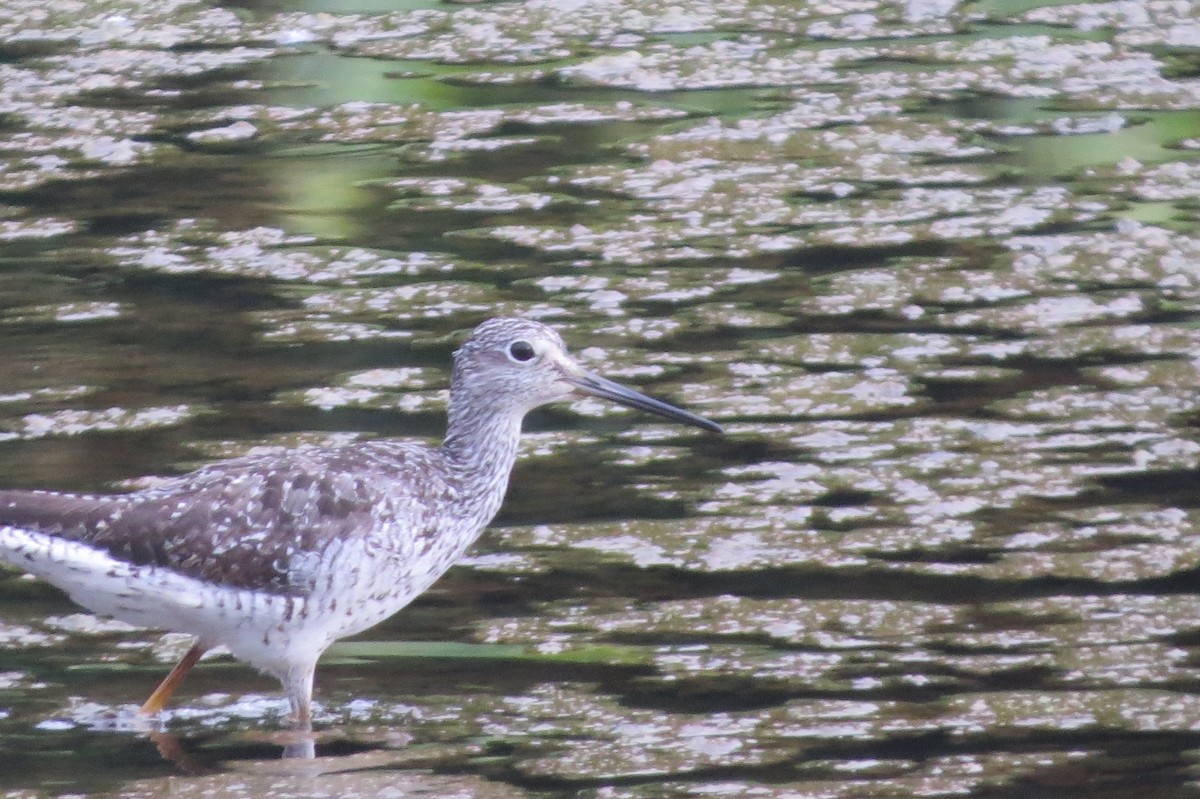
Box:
[2,0,1200,796]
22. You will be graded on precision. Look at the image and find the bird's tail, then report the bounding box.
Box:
[0,525,202,627]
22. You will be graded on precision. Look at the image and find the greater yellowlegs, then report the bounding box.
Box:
[0,317,720,726]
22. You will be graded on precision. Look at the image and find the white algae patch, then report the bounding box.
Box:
[109,223,460,283]
[2,405,200,441]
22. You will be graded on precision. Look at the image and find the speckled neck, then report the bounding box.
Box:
[440,388,525,501]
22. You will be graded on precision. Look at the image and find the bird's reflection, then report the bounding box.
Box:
[122,732,489,797]
[149,729,216,772]
[148,723,318,769]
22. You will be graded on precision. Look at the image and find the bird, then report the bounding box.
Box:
[0,317,721,728]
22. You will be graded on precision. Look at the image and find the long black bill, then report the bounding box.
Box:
[566,372,723,434]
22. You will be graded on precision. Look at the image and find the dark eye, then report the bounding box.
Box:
[508,340,536,362]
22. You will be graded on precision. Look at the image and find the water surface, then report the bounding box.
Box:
[2,0,1200,796]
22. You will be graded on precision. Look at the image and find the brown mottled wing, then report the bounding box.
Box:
[0,444,442,596]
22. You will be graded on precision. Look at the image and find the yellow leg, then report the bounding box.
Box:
[139,642,207,715]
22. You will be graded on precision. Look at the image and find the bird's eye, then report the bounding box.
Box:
[508,340,536,362]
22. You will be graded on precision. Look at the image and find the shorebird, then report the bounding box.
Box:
[0,317,720,727]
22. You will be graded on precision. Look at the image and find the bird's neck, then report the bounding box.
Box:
[440,396,525,497]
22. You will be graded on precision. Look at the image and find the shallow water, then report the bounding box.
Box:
[2,0,1200,796]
